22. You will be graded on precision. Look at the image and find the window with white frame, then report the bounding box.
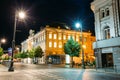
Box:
[104,26,110,39]
[63,34,66,40]
[68,35,71,40]
[54,42,57,48]
[49,42,52,47]
[58,33,62,40]
[49,33,52,39]
[76,35,79,41]
[101,10,105,18]
[59,42,62,48]
[106,8,109,16]
[54,34,57,39]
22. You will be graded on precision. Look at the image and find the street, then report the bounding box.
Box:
[0,63,120,80]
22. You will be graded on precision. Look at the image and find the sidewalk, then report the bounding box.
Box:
[0,64,33,80]
[0,64,8,72]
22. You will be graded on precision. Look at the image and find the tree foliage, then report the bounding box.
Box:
[0,48,3,56]
[28,48,35,58]
[34,46,44,58]
[64,36,81,67]
[64,36,81,57]
[20,51,28,58]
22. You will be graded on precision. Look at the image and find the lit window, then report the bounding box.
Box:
[49,42,52,47]
[54,34,57,39]
[59,42,62,48]
[68,35,71,40]
[63,35,66,40]
[104,26,110,39]
[76,35,79,41]
[58,33,62,40]
[72,36,75,40]
[49,33,52,39]
[54,42,57,48]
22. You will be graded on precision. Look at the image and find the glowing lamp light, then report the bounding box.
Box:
[18,11,26,19]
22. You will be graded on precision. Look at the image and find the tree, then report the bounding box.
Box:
[0,48,3,56]
[34,46,44,64]
[64,36,81,67]
[28,48,35,58]
[20,51,28,58]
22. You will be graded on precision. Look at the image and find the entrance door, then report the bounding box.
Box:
[102,53,113,67]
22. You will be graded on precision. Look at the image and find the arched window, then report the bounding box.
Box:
[101,10,105,18]
[106,8,109,16]
[104,26,110,39]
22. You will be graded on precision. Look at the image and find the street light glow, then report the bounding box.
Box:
[1,38,6,43]
[18,11,26,19]
[75,23,80,28]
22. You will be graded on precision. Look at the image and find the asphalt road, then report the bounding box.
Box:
[0,63,120,80]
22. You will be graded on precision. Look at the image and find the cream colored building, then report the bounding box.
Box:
[91,0,120,69]
[21,25,95,64]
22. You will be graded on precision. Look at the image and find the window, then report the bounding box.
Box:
[59,42,62,48]
[106,8,109,16]
[72,35,75,40]
[54,42,57,48]
[49,42,52,47]
[104,26,110,39]
[76,35,79,41]
[63,35,66,40]
[49,33,52,39]
[101,10,105,18]
[68,35,71,40]
[58,33,62,40]
[54,34,57,39]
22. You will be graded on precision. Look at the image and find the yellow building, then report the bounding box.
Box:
[21,25,95,64]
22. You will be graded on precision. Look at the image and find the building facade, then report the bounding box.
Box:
[91,0,120,69]
[21,25,95,64]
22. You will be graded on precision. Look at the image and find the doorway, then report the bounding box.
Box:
[102,53,113,67]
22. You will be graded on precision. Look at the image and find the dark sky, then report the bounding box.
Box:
[0,0,94,50]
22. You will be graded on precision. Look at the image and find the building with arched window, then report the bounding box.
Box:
[21,25,95,64]
[91,0,120,69]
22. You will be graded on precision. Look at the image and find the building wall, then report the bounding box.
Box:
[21,26,95,64]
[91,0,120,68]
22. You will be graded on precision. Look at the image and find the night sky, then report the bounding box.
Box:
[0,0,94,50]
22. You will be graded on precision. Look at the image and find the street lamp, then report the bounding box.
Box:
[8,10,26,71]
[75,22,85,69]
[0,38,6,48]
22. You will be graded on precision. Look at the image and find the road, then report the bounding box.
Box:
[0,63,120,80]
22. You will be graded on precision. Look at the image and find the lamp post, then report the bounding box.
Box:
[8,11,26,71]
[75,22,85,69]
[0,38,6,48]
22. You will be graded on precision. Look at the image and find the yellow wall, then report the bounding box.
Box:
[45,26,95,64]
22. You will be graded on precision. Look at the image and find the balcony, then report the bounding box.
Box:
[93,37,120,49]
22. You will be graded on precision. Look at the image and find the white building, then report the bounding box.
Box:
[91,0,120,69]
